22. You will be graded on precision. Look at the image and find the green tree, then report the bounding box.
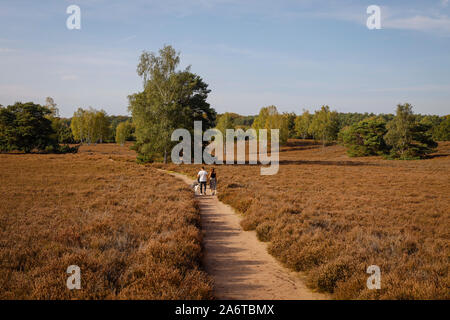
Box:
[0,102,57,153]
[51,117,74,144]
[115,121,133,145]
[252,105,289,145]
[337,112,374,129]
[216,112,235,136]
[232,115,256,128]
[418,115,442,141]
[129,45,216,163]
[93,110,110,143]
[295,110,313,139]
[43,98,75,144]
[340,117,388,157]
[432,115,450,141]
[253,105,275,132]
[70,108,85,143]
[384,103,437,159]
[309,106,339,146]
[107,115,132,142]
[424,115,449,141]
[284,112,297,138]
[278,113,291,144]
[45,96,59,117]
[70,108,111,144]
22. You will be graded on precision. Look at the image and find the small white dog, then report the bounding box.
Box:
[192,182,200,195]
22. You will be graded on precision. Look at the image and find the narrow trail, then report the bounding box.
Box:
[162,169,327,300]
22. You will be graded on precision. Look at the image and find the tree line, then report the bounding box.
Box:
[1,44,448,160]
[215,103,448,159]
[0,98,134,153]
[0,101,77,153]
[339,104,443,159]
[69,108,134,145]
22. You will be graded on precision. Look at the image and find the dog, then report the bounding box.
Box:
[191,181,200,195]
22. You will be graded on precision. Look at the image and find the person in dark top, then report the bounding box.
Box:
[208,168,217,196]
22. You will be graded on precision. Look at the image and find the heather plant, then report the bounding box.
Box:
[0,144,212,299]
[163,139,450,299]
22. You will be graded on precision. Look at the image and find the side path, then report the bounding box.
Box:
[160,169,328,300]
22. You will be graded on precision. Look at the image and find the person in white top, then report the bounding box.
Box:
[197,167,208,195]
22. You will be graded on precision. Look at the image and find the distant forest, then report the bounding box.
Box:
[1,99,448,159]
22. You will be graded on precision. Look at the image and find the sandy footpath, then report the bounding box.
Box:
[162,169,327,300]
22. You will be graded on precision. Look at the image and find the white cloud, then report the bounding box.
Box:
[283,3,450,35]
[272,3,450,35]
[384,15,450,33]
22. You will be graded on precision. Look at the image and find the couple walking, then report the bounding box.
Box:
[197,167,217,196]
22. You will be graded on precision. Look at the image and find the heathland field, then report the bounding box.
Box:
[162,140,450,299]
[0,144,212,299]
[1,141,448,300]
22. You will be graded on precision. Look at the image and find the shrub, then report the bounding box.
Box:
[240,217,259,231]
[309,257,354,293]
[56,144,79,154]
[256,222,273,242]
[340,117,388,157]
[42,144,79,154]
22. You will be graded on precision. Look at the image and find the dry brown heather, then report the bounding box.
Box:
[0,143,212,299]
[161,140,450,299]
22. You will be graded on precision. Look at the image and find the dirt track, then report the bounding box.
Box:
[163,170,327,300]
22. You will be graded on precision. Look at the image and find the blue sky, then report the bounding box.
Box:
[0,0,449,117]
